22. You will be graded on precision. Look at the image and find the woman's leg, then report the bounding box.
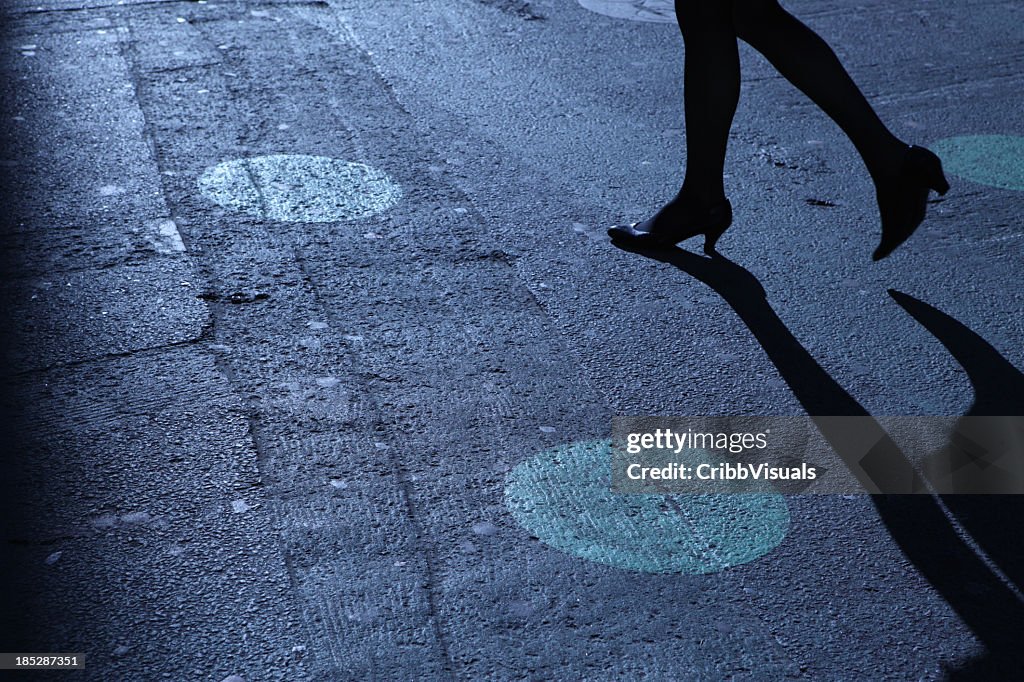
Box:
[623,0,740,236]
[730,0,948,259]
[675,0,742,205]
[730,0,905,179]
[608,0,740,248]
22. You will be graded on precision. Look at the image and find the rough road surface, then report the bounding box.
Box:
[1,0,1022,680]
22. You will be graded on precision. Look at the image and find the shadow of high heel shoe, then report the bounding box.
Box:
[888,290,1024,417]
[889,289,1024,672]
[611,240,1024,677]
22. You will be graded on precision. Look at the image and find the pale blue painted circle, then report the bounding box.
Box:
[577,0,675,23]
[931,135,1024,191]
[198,154,402,222]
[505,440,790,574]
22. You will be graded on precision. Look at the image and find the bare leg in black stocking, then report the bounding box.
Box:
[731,0,948,258]
[730,0,905,182]
[676,0,740,208]
[615,0,739,241]
[610,0,948,259]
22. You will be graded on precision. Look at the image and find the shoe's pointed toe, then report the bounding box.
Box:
[608,199,733,251]
[607,222,643,241]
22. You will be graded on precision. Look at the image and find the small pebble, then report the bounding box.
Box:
[472,521,498,536]
[121,511,151,525]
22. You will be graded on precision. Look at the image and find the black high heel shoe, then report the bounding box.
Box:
[608,198,733,254]
[872,145,950,261]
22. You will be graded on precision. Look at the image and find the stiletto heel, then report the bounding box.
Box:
[924,154,950,195]
[608,199,733,252]
[702,220,729,255]
[872,145,949,261]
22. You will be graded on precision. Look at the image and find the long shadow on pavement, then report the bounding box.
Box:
[611,242,1023,679]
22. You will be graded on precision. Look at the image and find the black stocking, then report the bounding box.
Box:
[628,0,924,248]
[731,0,905,179]
[632,0,739,235]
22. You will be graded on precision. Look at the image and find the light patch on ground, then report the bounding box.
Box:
[932,135,1024,192]
[198,154,402,222]
[578,0,675,23]
[146,218,186,253]
[505,440,790,574]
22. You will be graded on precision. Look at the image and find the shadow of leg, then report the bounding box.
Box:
[890,290,1024,678]
[611,241,1024,676]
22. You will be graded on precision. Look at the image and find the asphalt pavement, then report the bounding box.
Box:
[1,0,1022,680]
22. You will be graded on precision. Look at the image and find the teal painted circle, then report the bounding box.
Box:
[505,440,790,574]
[931,135,1024,191]
[198,155,402,222]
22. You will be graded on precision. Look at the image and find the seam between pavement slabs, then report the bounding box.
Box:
[267,100,458,677]
[109,21,330,679]
[1,331,213,379]
[312,4,616,407]
[225,43,456,674]
[287,238,459,681]
[115,7,458,677]
[240,132,459,677]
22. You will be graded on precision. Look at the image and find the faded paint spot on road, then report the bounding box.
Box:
[146,218,186,253]
[505,440,789,574]
[932,135,1024,191]
[577,0,675,23]
[198,154,402,222]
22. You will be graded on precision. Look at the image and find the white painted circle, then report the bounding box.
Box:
[198,154,402,222]
[578,0,675,23]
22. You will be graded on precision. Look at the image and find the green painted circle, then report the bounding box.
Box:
[198,155,402,222]
[505,440,790,574]
[931,135,1024,191]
